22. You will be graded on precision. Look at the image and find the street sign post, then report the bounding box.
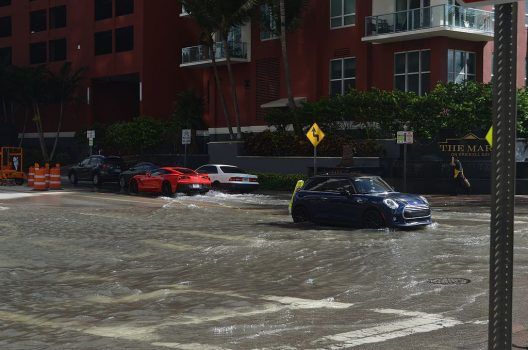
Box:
[487,3,518,349]
[86,130,95,156]
[182,129,191,167]
[397,130,413,192]
[306,123,325,175]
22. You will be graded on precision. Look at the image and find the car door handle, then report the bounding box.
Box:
[355,199,365,203]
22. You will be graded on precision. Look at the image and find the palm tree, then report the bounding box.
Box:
[26,65,50,161]
[180,0,235,140]
[216,0,259,140]
[47,63,87,161]
[261,0,306,111]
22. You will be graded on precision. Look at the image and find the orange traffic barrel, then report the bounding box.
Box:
[28,166,35,187]
[49,164,62,190]
[44,163,50,189]
[33,166,47,191]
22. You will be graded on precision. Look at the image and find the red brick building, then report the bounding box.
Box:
[0,0,200,137]
[0,0,526,139]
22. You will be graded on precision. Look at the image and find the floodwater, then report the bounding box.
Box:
[0,189,528,349]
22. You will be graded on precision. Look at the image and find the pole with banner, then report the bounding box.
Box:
[306,123,325,176]
[458,0,518,348]
[182,129,191,167]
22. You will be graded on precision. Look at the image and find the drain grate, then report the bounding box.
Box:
[428,278,471,285]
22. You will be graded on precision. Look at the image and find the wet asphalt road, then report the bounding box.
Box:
[0,186,528,349]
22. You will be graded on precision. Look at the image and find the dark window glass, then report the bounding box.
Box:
[0,47,11,65]
[352,177,393,194]
[95,0,112,21]
[49,6,67,29]
[197,166,218,174]
[30,10,47,33]
[317,178,354,192]
[421,73,430,96]
[89,157,102,165]
[30,42,47,64]
[80,159,90,166]
[115,26,134,52]
[220,166,246,174]
[94,30,112,55]
[394,53,406,74]
[115,0,134,16]
[0,16,11,37]
[173,168,195,174]
[0,0,10,7]
[49,38,66,61]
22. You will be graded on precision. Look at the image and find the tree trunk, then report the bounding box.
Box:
[280,0,296,112]
[18,107,28,148]
[34,103,49,162]
[210,44,235,140]
[50,100,64,162]
[222,38,242,140]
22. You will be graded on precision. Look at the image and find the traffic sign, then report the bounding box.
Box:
[397,131,413,144]
[182,129,191,145]
[89,138,94,147]
[306,123,325,148]
[456,0,514,6]
[86,130,95,139]
[486,126,493,147]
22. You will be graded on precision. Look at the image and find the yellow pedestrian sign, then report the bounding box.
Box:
[486,126,493,147]
[307,123,325,148]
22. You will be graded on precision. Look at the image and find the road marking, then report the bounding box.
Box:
[312,308,462,349]
[0,191,72,200]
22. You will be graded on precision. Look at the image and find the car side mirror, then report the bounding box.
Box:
[341,189,352,197]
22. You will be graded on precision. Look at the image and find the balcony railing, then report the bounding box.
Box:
[365,4,493,38]
[181,42,249,65]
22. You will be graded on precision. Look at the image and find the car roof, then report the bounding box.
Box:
[198,164,239,168]
[311,173,378,179]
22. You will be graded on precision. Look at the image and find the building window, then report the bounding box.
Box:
[0,0,10,7]
[94,30,112,55]
[115,26,133,52]
[95,0,113,21]
[260,4,278,41]
[330,57,356,95]
[394,50,430,96]
[0,47,11,65]
[49,38,67,61]
[30,10,47,33]
[50,6,67,29]
[447,50,476,83]
[330,0,355,28]
[30,42,47,64]
[115,0,134,16]
[0,16,11,37]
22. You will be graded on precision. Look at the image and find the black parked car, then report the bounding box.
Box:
[119,162,159,189]
[69,156,123,186]
[291,174,432,229]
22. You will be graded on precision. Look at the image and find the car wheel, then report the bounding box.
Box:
[292,206,311,223]
[69,172,78,185]
[362,209,385,229]
[162,182,173,197]
[129,180,139,194]
[92,173,102,187]
[212,181,221,189]
[14,178,24,186]
[119,176,127,189]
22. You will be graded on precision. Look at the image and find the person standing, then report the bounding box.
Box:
[450,156,469,195]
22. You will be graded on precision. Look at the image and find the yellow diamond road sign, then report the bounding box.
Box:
[486,126,493,147]
[307,123,325,148]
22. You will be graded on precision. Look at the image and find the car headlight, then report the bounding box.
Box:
[383,198,399,210]
[419,196,429,205]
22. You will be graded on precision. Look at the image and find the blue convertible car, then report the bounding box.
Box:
[291,174,432,228]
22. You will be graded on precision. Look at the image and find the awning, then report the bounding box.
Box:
[260,97,307,109]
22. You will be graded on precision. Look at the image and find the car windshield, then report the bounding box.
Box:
[221,166,246,174]
[353,177,393,194]
[104,158,122,166]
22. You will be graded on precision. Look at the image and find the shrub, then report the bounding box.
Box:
[104,116,165,155]
[253,172,308,191]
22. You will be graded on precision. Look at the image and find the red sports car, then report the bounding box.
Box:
[129,167,211,196]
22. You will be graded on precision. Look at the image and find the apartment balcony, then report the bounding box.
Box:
[180,42,250,68]
[363,4,493,43]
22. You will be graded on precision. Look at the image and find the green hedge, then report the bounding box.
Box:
[254,172,308,191]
